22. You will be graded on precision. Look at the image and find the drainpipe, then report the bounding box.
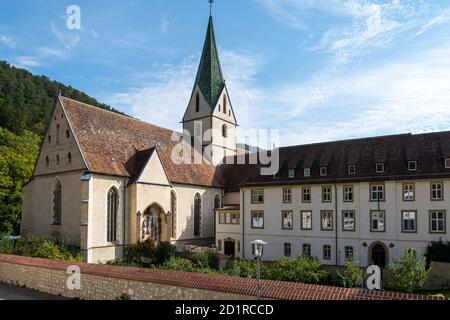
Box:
[241,188,245,260]
[334,184,339,266]
[123,179,128,252]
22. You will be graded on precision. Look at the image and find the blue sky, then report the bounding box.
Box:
[1,0,450,146]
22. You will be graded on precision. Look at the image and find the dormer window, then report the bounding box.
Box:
[408,161,417,172]
[348,164,356,175]
[376,163,385,173]
[195,92,200,112]
[304,168,311,177]
[288,169,295,179]
[445,158,450,169]
[320,167,328,176]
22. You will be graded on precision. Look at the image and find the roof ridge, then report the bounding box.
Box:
[60,96,183,136]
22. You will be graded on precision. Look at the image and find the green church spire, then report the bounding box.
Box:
[194,16,225,109]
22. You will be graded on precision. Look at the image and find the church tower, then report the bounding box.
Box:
[182,14,238,165]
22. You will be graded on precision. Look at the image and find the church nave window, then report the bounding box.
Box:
[107,187,119,242]
[194,193,201,237]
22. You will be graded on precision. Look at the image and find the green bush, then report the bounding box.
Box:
[190,251,219,270]
[389,248,429,293]
[269,256,329,284]
[161,256,194,272]
[123,242,154,266]
[153,242,177,265]
[425,239,450,266]
[338,259,363,288]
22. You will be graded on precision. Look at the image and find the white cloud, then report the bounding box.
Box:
[0,36,16,48]
[36,46,68,59]
[161,14,170,34]
[51,21,80,50]
[14,56,40,69]
[415,7,450,37]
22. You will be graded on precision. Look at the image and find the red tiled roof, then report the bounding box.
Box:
[60,97,224,188]
[224,132,450,191]
[0,254,444,300]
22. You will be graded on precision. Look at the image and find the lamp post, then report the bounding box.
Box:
[251,239,267,300]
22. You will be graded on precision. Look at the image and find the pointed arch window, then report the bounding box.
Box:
[107,187,118,242]
[56,124,61,144]
[222,124,228,138]
[170,191,177,238]
[195,92,200,112]
[194,193,201,237]
[223,95,227,114]
[52,179,62,225]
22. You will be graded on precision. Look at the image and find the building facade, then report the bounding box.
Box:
[22,14,450,267]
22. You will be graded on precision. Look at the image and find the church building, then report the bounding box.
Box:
[21,14,450,267]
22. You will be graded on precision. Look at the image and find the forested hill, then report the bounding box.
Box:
[0,60,125,136]
[0,60,126,235]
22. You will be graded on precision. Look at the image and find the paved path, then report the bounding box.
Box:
[0,282,67,300]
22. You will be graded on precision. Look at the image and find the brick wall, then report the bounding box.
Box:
[0,254,443,300]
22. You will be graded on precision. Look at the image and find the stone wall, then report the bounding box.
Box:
[0,254,443,300]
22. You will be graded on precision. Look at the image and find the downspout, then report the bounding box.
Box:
[334,184,339,266]
[242,188,245,260]
[123,179,128,254]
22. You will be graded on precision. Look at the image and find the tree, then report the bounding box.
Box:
[389,248,429,293]
[338,259,363,288]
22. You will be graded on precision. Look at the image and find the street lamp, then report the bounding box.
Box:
[251,239,267,300]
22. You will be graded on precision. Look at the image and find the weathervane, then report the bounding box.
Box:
[209,0,214,16]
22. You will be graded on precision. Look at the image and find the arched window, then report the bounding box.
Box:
[222,125,228,138]
[195,92,200,112]
[223,95,227,114]
[170,191,177,238]
[194,193,201,236]
[56,155,60,165]
[56,124,61,143]
[107,187,118,242]
[214,194,221,209]
[52,179,62,224]
[68,152,72,163]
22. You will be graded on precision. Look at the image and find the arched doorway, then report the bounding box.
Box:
[224,239,236,256]
[142,203,168,246]
[369,242,388,268]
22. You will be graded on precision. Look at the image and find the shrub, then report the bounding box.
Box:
[389,248,429,293]
[269,256,328,284]
[0,236,15,254]
[161,256,194,272]
[225,259,271,279]
[190,251,219,270]
[425,239,450,266]
[338,259,363,288]
[123,242,154,266]
[153,242,177,265]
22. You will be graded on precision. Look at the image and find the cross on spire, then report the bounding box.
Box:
[209,0,214,16]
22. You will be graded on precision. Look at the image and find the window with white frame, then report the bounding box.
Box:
[323,245,331,260]
[408,161,417,172]
[344,185,353,202]
[345,246,354,261]
[284,243,292,257]
[304,168,311,177]
[251,189,264,204]
[403,183,415,201]
[288,169,295,178]
[431,183,443,200]
[320,167,328,176]
[282,211,293,229]
[302,244,311,256]
[402,211,417,232]
[283,188,292,203]
[348,164,356,175]
[342,211,355,231]
[321,211,333,230]
[445,158,450,169]
[371,184,384,201]
[322,186,332,202]
[371,210,385,232]
[376,163,385,173]
[251,211,264,229]
[302,187,311,203]
[430,210,446,233]
[301,211,312,230]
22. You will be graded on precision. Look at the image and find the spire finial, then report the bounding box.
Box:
[209,0,214,16]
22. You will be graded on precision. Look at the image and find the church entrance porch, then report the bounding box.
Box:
[369,242,389,269]
[141,203,169,247]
